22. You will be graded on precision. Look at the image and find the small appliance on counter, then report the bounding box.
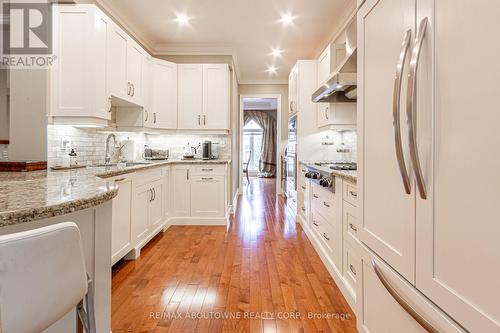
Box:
[182,143,197,160]
[144,147,169,160]
[202,140,212,160]
[121,139,136,161]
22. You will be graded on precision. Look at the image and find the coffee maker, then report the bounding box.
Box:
[202,141,212,160]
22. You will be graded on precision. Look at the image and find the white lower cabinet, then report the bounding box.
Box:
[357,245,465,333]
[133,183,153,243]
[190,175,225,217]
[172,166,191,217]
[111,174,134,265]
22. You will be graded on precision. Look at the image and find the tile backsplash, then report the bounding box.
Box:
[47,125,231,167]
[313,129,357,162]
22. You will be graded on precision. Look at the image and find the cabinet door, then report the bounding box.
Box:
[358,0,416,282]
[107,24,128,100]
[415,1,500,331]
[133,184,152,243]
[178,64,203,129]
[317,104,330,127]
[317,46,331,84]
[163,168,171,219]
[94,9,111,120]
[142,56,153,128]
[190,175,225,217]
[151,60,177,129]
[288,66,298,113]
[126,43,143,104]
[149,181,164,231]
[202,64,229,129]
[172,166,190,216]
[111,176,133,263]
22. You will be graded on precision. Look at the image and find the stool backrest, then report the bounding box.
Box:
[0,222,88,333]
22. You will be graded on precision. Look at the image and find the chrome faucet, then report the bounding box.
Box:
[105,134,119,165]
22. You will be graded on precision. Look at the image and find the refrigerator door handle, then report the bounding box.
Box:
[393,29,412,195]
[407,17,429,199]
[372,260,441,333]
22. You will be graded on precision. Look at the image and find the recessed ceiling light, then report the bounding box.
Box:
[175,13,191,25]
[280,13,295,26]
[271,48,283,57]
[266,66,277,74]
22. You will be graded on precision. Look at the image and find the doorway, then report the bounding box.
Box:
[239,95,281,195]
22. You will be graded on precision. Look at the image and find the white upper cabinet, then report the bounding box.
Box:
[107,22,144,106]
[288,65,298,114]
[316,43,355,129]
[178,64,229,130]
[150,59,178,129]
[107,24,128,101]
[202,64,229,130]
[178,64,203,129]
[50,5,111,125]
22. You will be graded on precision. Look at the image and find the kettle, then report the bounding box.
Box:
[182,143,196,159]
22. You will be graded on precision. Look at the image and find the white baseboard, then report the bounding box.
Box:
[166,216,228,226]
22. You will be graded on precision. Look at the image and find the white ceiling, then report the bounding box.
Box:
[98,0,356,84]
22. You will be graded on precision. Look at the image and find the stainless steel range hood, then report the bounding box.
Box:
[312,19,357,103]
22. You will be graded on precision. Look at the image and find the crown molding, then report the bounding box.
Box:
[238,79,289,85]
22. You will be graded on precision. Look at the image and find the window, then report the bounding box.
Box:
[243,119,263,174]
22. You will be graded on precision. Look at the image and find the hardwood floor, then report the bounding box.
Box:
[111,177,357,333]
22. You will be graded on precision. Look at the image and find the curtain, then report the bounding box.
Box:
[244,111,277,177]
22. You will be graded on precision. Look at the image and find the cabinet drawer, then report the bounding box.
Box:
[191,164,225,176]
[311,183,335,221]
[343,181,358,207]
[343,240,360,302]
[343,201,359,242]
[135,168,162,187]
[311,209,342,269]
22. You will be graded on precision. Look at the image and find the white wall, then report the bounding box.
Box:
[8,69,47,161]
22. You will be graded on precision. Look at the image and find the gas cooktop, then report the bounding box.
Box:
[313,162,357,171]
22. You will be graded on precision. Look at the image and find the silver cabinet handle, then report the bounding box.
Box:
[114,177,126,182]
[201,177,213,181]
[152,188,156,201]
[325,106,329,120]
[323,201,331,208]
[153,112,157,124]
[313,194,319,199]
[312,221,319,227]
[322,233,330,241]
[349,223,358,232]
[349,264,357,276]
[393,29,412,195]
[203,115,206,126]
[187,169,190,180]
[407,17,429,200]
[301,185,306,190]
[349,190,357,198]
[144,110,149,122]
[107,97,112,112]
[301,206,306,212]
[372,260,440,333]
[149,189,154,202]
[201,168,213,171]
[290,101,293,112]
[198,115,201,126]
[127,82,131,96]
[131,83,135,97]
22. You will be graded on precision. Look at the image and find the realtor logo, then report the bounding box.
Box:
[2,2,52,55]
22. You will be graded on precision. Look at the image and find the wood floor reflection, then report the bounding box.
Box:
[111,177,357,333]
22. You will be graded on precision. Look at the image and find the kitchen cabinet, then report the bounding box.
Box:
[150,59,178,129]
[316,43,356,129]
[107,22,144,106]
[50,5,111,126]
[111,174,134,265]
[172,166,191,216]
[288,65,298,114]
[202,64,229,130]
[163,167,171,219]
[178,64,203,129]
[190,175,225,217]
[132,169,164,248]
[178,64,229,130]
[358,0,500,331]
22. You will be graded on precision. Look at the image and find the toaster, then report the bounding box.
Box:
[144,148,169,160]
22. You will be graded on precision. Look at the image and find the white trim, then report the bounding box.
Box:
[239,94,282,195]
[166,216,228,226]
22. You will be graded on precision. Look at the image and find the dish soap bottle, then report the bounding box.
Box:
[69,149,78,167]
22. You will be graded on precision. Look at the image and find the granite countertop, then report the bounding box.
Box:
[0,159,231,227]
[300,160,357,183]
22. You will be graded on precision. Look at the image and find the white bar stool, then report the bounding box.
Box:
[0,222,96,333]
